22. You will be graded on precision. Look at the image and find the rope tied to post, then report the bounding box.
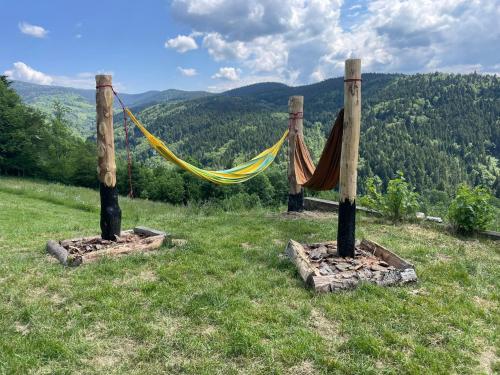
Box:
[96,84,134,198]
[288,111,303,131]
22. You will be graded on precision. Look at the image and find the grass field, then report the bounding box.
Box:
[0,177,498,374]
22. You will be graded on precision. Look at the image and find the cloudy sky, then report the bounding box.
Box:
[1,0,498,93]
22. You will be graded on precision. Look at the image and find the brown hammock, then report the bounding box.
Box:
[294,109,344,190]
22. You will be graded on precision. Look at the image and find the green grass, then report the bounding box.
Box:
[0,177,498,374]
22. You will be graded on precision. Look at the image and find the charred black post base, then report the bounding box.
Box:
[100,183,122,240]
[337,199,356,257]
[288,190,304,212]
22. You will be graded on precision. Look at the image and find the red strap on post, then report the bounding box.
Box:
[288,111,303,131]
[96,84,134,198]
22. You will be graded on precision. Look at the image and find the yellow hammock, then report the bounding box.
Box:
[125,108,289,185]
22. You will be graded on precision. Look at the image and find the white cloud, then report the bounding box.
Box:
[3,62,121,89]
[18,22,48,38]
[207,72,296,92]
[211,67,241,81]
[75,33,82,39]
[177,66,198,76]
[4,62,53,85]
[170,0,500,86]
[164,34,198,53]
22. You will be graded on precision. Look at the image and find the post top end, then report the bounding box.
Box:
[95,75,112,85]
[288,95,304,110]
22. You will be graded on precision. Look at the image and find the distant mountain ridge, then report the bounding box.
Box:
[11,80,212,136]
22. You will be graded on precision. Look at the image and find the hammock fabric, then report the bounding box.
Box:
[294,109,344,191]
[125,108,289,185]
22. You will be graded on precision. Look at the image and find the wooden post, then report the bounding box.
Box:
[337,59,361,257]
[96,75,121,240]
[288,96,304,211]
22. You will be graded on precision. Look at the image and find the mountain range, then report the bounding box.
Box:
[12,73,500,196]
[11,80,212,136]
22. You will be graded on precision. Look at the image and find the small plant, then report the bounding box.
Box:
[384,172,420,221]
[448,184,494,234]
[361,172,419,222]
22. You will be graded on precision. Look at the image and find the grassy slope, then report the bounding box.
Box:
[0,177,498,375]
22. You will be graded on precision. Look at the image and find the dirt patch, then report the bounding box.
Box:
[112,270,158,287]
[287,360,316,375]
[473,296,497,311]
[309,309,344,345]
[435,253,453,262]
[478,347,498,375]
[240,242,254,249]
[201,325,217,336]
[280,210,337,220]
[50,292,65,305]
[172,238,188,247]
[88,337,137,370]
[147,314,185,338]
[14,321,30,336]
[273,239,285,246]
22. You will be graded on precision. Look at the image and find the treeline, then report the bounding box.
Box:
[0,76,96,186]
[116,161,288,208]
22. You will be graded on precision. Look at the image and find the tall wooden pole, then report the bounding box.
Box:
[337,59,361,257]
[96,75,121,240]
[288,96,304,212]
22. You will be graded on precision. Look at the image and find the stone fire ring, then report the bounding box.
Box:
[285,239,417,292]
[46,227,171,267]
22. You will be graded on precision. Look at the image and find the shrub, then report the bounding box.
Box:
[384,172,420,221]
[361,172,419,222]
[448,184,494,234]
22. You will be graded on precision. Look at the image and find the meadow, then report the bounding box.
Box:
[0,177,498,374]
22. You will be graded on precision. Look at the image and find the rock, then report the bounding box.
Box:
[378,270,401,285]
[319,264,335,276]
[371,264,387,272]
[400,268,418,283]
[426,216,443,223]
[341,271,356,279]
[416,212,426,220]
[357,269,373,280]
[310,247,327,260]
[335,263,350,272]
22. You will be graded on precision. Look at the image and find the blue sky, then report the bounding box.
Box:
[1,0,499,93]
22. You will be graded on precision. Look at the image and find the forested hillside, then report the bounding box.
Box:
[124,73,499,197]
[3,73,499,204]
[12,81,212,136]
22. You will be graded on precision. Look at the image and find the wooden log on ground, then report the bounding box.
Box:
[134,226,172,247]
[287,96,305,212]
[285,239,318,285]
[337,59,361,257]
[360,239,414,270]
[96,75,121,240]
[46,240,82,267]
